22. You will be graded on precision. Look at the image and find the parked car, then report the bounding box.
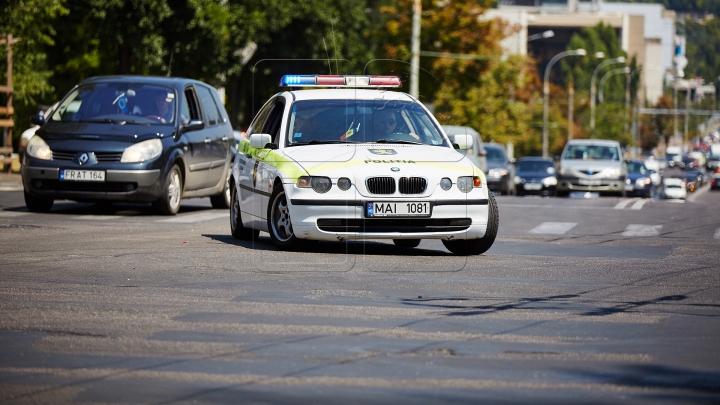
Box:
[625,159,655,198]
[484,142,515,195]
[22,75,235,214]
[556,139,627,197]
[513,156,557,196]
[442,125,487,174]
[662,177,687,199]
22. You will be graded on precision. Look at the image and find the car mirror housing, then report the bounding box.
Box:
[181,120,204,134]
[30,114,46,126]
[250,133,273,149]
[452,134,472,150]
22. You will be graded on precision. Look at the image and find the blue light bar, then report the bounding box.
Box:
[279,75,402,88]
[280,75,317,86]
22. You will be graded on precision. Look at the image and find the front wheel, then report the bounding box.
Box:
[393,239,421,248]
[24,191,53,212]
[267,186,303,250]
[152,164,182,215]
[442,193,499,255]
[230,182,259,240]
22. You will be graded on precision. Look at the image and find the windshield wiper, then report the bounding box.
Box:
[79,117,124,124]
[374,139,423,145]
[292,140,351,146]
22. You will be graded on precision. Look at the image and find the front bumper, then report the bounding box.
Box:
[557,176,625,194]
[22,165,162,202]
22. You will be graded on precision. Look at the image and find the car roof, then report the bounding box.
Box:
[442,125,480,136]
[565,139,620,147]
[80,75,208,89]
[285,89,415,102]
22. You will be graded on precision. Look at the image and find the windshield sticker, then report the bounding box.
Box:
[368,149,397,155]
[294,132,302,138]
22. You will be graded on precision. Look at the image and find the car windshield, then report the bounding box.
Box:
[564,145,620,161]
[286,99,448,147]
[627,162,647,174]
[485,146,506,163]
[517,160,554,174]
[51,83,176,125]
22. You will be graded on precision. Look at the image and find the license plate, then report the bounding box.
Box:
[625,184,634,191]
[523,183,542,190]
[60,169,105,182]
[578,179,601,186]
[366,201,431,217]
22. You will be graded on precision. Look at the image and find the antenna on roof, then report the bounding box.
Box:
[331,18,339,75]
[167,51,173,77]
[322,38,332,74]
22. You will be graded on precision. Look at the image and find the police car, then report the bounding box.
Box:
[229,75,498,255]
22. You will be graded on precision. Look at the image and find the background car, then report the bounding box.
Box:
[22,75,234,214]
[625,159,655,198]
[484,142,515,195]
[662,177,687,199]
[556,139,627,197]
[642,157,663,187]
[442,125,487,174]
[513,156,557,196]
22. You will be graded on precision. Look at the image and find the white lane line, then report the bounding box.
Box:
[73,215,120,220]
[622,224,662,237]
[0,211,29,217]
[631,199,649,210]
[158,211,229,223]
[614,198,639,210]
[715,228,720,240]
[529,222,577,235]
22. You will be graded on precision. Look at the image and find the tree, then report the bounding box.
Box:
[682,16,720,83]
[639,94,674,152]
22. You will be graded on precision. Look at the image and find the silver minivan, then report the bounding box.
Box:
[557,139,627,197]
[442,125,487,174]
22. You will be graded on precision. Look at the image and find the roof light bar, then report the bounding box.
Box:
[280,75,402,88]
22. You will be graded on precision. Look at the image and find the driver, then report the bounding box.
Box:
[373,109,398,137]
[153,92,174,123]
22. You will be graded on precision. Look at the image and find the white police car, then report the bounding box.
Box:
[229,75,498,255]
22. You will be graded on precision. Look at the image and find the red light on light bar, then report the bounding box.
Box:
[369,76,402,86]
[316,75,346,86]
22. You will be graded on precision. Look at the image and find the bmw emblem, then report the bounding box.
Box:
[391,167,400,172]
[79,153,89,164]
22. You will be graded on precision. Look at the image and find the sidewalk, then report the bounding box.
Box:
[0,171,23,192]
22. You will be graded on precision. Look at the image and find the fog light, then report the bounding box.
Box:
[440,177,452,191]
[34,180,42,188]
[337,177,351,191]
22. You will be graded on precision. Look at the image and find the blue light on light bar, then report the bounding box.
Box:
[279,75,402,88]
[280,75,317,86]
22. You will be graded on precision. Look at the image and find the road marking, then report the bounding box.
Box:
[614,198,639,210]
[0,211,29,217]
[529,222,577,235]
[630,199,649,210]
[158,211,229,223]
[0,182,23,192]
[715,228,720,240]
[73,215,120,220]
[622,224,662,237]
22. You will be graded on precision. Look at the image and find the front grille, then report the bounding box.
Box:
[52,151,74,161]
[95,152,123,162]
[366,177,396,194]
[317,218,471,233]
[34,180,137,193]
[399,177,427,194]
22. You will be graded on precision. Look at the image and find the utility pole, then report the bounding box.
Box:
[568,81,574,141]
[0,33,20,169]
[410,0,421,98]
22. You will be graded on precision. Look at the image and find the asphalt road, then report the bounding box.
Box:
[1,181,719,404]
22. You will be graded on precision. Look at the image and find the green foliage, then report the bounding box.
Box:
[682,17,720,82]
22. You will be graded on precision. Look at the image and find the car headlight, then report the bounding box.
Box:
[558,167,571,176]
[602,168,622,178]
[635,177,651,187]
[488,168,508,178]
[513,176,522,185]
[457,176,481,193]
[297,176,332,193]
[440,177,452,191]
[26,136,53,160]
[542,176,557,187]
[121,138,163,163]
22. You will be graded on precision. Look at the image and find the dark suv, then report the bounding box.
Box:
[22,76,234,214]
[484,143,515,195]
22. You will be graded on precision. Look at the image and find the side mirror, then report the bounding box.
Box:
[250,133,273,149]
[452,134,472,150]
[30,114,46,126]
[479,148,487,157]
[181,120,204,133]
[509,158,516,165]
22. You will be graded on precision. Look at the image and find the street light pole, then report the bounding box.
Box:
[542,48,586,158]
[528,30,554,42]
[409,0,421,98]
[590,56,626,135]
[598,67,630,103]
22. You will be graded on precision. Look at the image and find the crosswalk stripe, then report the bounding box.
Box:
[622,224,662,237]
[0,211,29,217]
[614,198,639,210]
[158,211,228,223]
[73,215,119,220]
[631,199,649,210]
[529,222,577,235]
[715,228,720,240]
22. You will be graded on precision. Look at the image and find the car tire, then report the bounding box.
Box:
[442,193,498,255]
[230,181,259,240]
[210,171,231,209]
[152,164,182,215]
[24,191,53,213]
[267,185,303,250]
[393,239,421,248]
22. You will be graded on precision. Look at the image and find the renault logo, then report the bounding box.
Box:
[391,167,400,172]
[79,153,89,164]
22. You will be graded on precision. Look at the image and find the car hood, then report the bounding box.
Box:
[628,172,649,180]
[36,122,172,150]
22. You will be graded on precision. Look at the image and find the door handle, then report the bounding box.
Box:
[204,138,211,143]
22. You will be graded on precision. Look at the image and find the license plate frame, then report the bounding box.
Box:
[366,201,431,218]
[59,169,106,182]
[578,178,601,186]
[523,183,542,190]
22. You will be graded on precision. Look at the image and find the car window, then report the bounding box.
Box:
[247,98,276,137]
[195,86,220,126]
[286,99,448,147]
[262,101,285,144]
[517,161,554,173]
[51,82,176,125]
[564,144,620,161]
[485,146,506,163]
[627,162,647,174]
[184,87,201,122]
